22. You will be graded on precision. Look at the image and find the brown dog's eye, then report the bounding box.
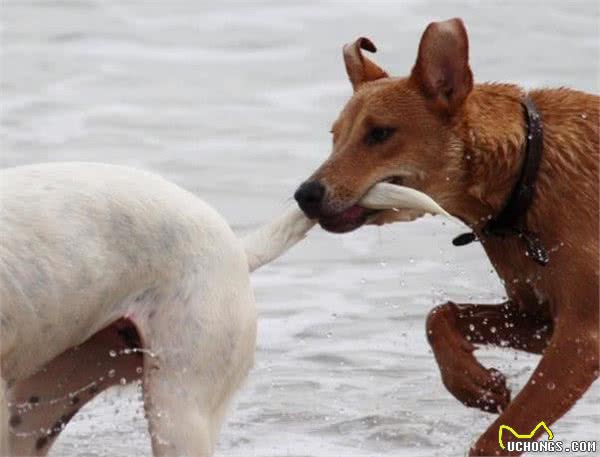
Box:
[365,127,395,145]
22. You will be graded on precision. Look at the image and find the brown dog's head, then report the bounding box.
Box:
[294,18,475,233]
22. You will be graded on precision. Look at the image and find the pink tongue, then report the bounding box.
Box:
[338,205,366,222]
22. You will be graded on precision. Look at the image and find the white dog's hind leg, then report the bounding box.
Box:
[140,298,256,457]
[7,319,143,456]
[139,264,256,456]
[1,377,9,457]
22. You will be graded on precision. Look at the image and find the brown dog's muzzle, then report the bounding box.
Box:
[294,180,376,233]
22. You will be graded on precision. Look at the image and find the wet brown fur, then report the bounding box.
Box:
[303,18,599,456]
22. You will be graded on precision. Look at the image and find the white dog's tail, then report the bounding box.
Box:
[243,207,315,272]
[243,183,455,272]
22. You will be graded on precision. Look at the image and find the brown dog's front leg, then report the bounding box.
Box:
[426,301,553,413]
[470,321,599,456]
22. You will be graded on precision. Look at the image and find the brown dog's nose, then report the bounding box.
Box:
[294,181,325,218]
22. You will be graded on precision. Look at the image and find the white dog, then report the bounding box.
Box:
[0,162,448,456]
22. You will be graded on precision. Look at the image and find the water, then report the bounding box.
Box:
[1,1,598,456]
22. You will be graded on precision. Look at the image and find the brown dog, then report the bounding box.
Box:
[294,18,599,456]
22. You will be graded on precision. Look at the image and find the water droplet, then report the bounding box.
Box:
[108,369,116,378]
[468,324,475,332]
[547,382,555,390]
[109,350,117,358]
[490,326,497,334]
[136,366,143,374]
[120,377,127,385]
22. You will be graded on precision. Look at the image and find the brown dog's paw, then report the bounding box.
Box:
[477,368,511,413]
[440,358,511,414]
[427,302,511,413]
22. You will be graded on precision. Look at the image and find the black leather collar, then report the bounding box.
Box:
[452,96,549,266]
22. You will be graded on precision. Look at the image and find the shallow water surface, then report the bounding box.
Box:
[1,1,598,456]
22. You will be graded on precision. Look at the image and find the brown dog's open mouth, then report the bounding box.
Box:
[318,176,404,233]
[318,205,378,233]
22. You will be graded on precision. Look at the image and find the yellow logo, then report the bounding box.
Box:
[498,421,554,449]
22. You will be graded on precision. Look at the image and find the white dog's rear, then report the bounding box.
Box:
[0,162,448,456]
[0,163,265,456]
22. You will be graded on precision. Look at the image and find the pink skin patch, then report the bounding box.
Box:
[318,204,375,233]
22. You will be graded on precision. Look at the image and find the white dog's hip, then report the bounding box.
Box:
[0,162,256,384]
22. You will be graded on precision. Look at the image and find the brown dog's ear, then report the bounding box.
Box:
[343,37,388,91]
[410,18,473,114]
